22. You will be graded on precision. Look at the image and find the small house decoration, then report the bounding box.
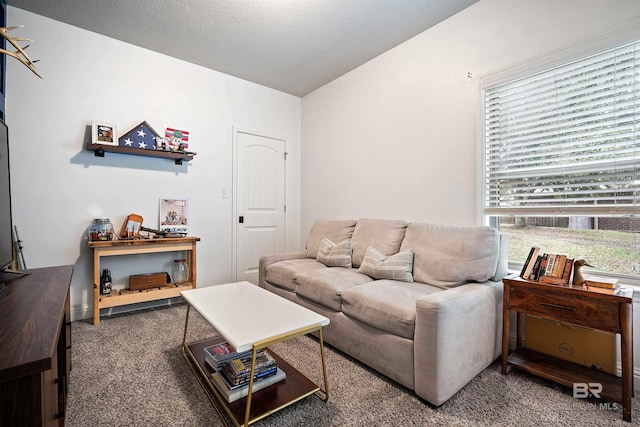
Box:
[165,128,189,152]
[119,121,161,150]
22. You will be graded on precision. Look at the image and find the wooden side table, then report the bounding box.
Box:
[501,275,633,422]
[89,236,200,325]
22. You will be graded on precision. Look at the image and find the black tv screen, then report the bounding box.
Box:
[0,120,13,271]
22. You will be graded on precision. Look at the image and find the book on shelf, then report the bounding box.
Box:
[527,255,542,280]
[544,253,556,277]
[561,258,574,282]
[540,258,573,284]
[523,250,573,285]
[211,367,286,403]
[219,349,278,386]
[520,246,541,279]
[227,349,277,376]
[534,254,548,281]
[203,341,251,369]
[552,255,567,278]
[585,284,622,295]
[539,275,567,285]
[221,365,278,388]
[584,276,619,289]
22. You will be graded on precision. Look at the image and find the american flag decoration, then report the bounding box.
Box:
[119,121,161,150]
[165,128,189,151]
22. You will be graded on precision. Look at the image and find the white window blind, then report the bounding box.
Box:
[484,40,639,216]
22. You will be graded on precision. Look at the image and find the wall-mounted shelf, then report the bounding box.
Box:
[86,142,196,165]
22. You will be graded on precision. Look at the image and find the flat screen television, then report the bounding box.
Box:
[0,119,13,272]
[0,119,25,301]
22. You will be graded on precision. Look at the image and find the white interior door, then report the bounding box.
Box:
[233,128,286,284]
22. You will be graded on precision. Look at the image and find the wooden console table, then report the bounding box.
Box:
[501,275,633,422]
[89,236,199,325]
[0,265,73,427]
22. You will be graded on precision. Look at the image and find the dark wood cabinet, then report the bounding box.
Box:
[0,266,73,426]
[502,275,633,422]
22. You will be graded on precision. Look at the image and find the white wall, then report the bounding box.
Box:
[301,0,640,238]
[6,8,301,320]
[301,0,640,386]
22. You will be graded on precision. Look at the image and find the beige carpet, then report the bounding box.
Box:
[65,304,637,426]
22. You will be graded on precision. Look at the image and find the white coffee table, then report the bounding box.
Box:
[181,281,330,426]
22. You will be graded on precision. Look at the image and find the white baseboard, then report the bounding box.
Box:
[70,296,185,322]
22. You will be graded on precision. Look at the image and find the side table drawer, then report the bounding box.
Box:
[509,286,620,331]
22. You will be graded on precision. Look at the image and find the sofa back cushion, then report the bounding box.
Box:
[400,223,500,288]
[306,219,357,258]
[351,219,408,268]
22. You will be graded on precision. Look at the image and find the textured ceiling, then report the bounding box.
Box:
[8,0,478,96]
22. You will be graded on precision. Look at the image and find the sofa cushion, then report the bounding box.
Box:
[342,280,441,339]
[295,268,373,311]
[306,219,357,258]
[316,237,352,268]
[358,247,414,282]
[265,259,326,292]
[351,219,408,268]
[400,223,500,288]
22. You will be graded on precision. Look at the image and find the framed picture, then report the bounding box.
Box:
[165,127,190,152]
[159,198,189,236]
[91,121,118,145]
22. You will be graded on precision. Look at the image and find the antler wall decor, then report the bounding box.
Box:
[0,25,41,78]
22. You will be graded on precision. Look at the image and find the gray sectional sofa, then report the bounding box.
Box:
[258,218,508,406]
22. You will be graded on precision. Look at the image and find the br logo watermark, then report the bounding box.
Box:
[573,382,602,399]
[573,382,619,411]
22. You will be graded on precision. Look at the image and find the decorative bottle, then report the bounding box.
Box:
[172,259,189,284]
[100,268,112,295]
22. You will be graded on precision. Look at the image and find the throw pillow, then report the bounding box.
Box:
[316,237,352,268]
[358,246,414,282]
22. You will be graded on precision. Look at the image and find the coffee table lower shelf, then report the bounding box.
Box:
[184,337,319,426]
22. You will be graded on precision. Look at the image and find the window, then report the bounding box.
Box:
[482,39,639,279]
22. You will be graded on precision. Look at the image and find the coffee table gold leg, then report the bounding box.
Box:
[181,305,231,427]
[182,305,191,348]
[243,346,259,426]
[317,328,329,401]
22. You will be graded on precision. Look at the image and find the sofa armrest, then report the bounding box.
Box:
[490,233,509,281]
[413,281,503,406]
[258,251,308,288]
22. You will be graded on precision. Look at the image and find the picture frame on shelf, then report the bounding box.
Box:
[155,136,170,151]
[159,198,189,236]
[91,121,118,145]
[165,127,190,152]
